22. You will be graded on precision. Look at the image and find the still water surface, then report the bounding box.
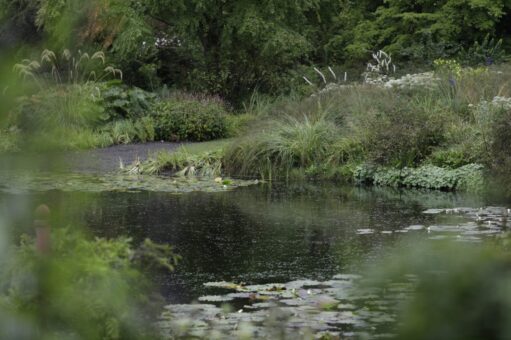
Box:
[4,182,504,303]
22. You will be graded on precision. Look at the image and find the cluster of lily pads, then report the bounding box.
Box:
[356,206,510,243]
[158,274,415,339]
[0,171,258,194]
[157,206,511,338]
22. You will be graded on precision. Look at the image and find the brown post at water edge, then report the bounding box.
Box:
[34,204,51,255]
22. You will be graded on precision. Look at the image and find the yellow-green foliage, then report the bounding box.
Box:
[0,227,179,339]
[434,58,463,77]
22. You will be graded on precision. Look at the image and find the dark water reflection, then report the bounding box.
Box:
[3,183,500,303]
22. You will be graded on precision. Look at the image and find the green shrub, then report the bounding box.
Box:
[354,163,484,191]
[459,34,507,66]
[362,102,445,167]
[103,117,155,145]
[67,129,113,149]
[327,137,365,165]
[0,128,20,152]
[107,120,137,145]
[467,96,511,168]
[366,241,511,340]
[19,128,113,151]
[489,106,511,152]
[224,113,257,137]
[153,98,228,142]
[133,116,155,143]
[98,82,157,121]
[428,148,476,168]
[488,107,511,172]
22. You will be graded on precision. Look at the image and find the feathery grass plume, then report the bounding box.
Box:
[314,67,327,84]
[364,50,398,85]
[13,48,121,87]
[328,66,337,80]
[366,50,395,75]
[303,76,314,86]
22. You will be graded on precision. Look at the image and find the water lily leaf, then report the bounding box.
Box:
[332,274,362,281]
[405,225,425,231]
[423,208,445,214]
[0,171,257,194]
[204,281,243,290]
[356,229,375,235]
[243,284,286,292]
[285,280,324,289]
[198,295,234,302]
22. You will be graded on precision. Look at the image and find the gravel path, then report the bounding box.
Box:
[64,142,185,173]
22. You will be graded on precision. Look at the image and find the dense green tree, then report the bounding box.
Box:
[0,0,41,48]
[339,0,511,62]
[3,0,510,101]
[324,0,383,63]
[142,0,325,101]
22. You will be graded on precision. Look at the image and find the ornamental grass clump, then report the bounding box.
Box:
[224,116,337,179]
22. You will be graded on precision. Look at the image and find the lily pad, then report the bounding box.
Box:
[0,171,257,194]
[423,208,445,214]
[427,225,463,233]
[332,274,362,281]
[203,281,243,290]
[405,225,425,231]
[198,295,234,302]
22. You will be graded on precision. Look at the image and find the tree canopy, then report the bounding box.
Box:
[2,0,510,101]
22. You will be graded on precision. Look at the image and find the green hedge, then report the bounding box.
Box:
[153,99,228,142]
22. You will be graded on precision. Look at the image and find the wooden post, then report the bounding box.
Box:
[34,204,51,255]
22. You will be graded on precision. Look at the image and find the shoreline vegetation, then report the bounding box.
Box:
[1,0,511,194]
[3,59,511,192]
[114,61,510,193]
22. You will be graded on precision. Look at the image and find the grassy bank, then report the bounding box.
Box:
[5,48,511,192]
[140,62,511,192]
[221,62,511,190]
